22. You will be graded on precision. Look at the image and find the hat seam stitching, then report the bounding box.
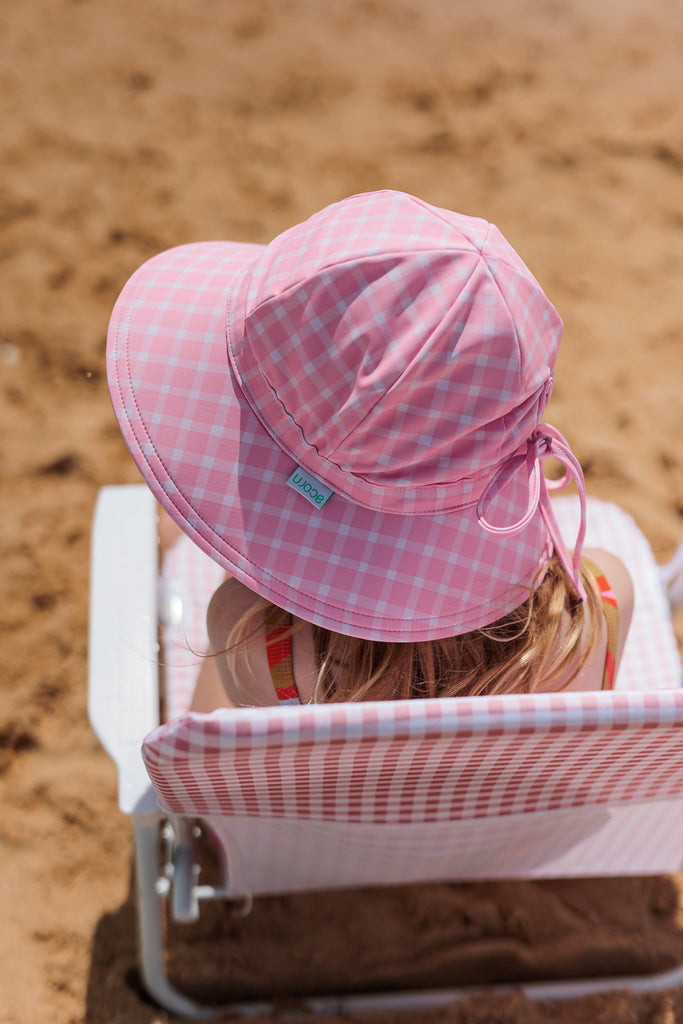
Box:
[110,279,505,632]
[405,194,492,252]
[325,249,488,461]
[480,253,525,431]
[113,295,530,634]
[230,247,513,512]
[224,361,496,513]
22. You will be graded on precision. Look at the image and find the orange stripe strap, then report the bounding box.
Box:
[581,557,620,691]
[264,611,300,705]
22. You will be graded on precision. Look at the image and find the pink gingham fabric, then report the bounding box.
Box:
[142,691,683,892]
[107,190,575,641]
[146,691,683,824]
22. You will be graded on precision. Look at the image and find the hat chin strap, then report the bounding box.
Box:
[476,424,587,601]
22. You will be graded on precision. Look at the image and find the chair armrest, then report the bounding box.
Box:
[88,484,160,820]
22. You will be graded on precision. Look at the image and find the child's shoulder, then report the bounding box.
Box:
[569,546,634,692]
[582,547,634,616]
[206,576,261,650]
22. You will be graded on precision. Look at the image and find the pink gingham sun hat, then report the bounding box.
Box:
[107,190,587,641]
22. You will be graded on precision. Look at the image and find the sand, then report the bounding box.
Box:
[2,0,683,1021]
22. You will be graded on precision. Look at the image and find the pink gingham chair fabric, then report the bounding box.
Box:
[148,496,683,898]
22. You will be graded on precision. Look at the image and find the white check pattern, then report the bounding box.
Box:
[107,192,569,640]
[148,498,683,893]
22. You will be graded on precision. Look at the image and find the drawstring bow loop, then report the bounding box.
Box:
[476,424,587,601]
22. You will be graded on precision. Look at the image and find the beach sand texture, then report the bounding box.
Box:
[2,0,683,1021]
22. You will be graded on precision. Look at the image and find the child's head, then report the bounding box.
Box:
[107,190,590,690]
[225,554,601,701]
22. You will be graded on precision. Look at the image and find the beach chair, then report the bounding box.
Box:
[88,483,683,1020]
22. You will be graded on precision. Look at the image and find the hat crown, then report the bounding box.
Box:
[229,191,562,512]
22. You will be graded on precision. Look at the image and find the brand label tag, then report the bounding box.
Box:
[286,467,334,509]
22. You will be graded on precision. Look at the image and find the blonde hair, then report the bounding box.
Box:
[222,557,603,702]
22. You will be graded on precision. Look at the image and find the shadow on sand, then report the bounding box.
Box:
[85,837,683,1023]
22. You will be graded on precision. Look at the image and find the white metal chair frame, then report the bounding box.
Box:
[89,484,683,1020]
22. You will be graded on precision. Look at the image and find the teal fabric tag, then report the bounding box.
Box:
[286,467,334,509]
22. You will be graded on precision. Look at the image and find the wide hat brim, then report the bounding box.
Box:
[107,241,552,641]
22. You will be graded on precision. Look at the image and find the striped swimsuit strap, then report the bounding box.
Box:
[264,608,301,706]
[580,556,620,691]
